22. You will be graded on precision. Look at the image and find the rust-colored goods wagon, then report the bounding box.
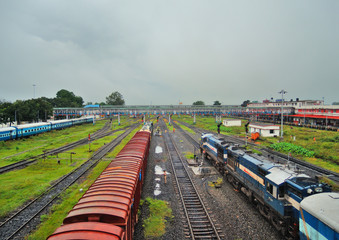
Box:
[47,129,151,240]
[47,222,125,240]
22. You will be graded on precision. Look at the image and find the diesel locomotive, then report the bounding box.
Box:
[200,133,333,238]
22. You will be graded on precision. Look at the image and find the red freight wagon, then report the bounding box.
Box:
[47,222,125,240]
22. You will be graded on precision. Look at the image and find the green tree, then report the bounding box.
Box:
[54,89,83,107]
[106,91,125,105]
[213,100,221,105]
[192,101,205,106]
[241,100,251,107]
[0,100,13,124]
[12,98,53,123]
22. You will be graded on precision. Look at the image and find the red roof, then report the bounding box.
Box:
[290,114,339,120]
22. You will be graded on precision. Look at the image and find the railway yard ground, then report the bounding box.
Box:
[134,119,283,240]
[0,115,338,239]
[0,120,107,168]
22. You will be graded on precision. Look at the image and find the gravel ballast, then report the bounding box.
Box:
[134,123,284,240]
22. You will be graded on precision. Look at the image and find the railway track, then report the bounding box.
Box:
[175,120,339,183]
[160,121,222,240]
[0,121,127,174]
[0,123,139,240]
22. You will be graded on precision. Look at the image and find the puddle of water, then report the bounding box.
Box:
[155,165,170,175]
[154,182,161,196]
[154,189,161,196]
[155,146,163,153]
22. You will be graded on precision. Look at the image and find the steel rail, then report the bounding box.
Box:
[0,123,139,240]
[160,120,221,240]
[0,122,128,174]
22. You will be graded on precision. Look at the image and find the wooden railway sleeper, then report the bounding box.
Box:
[190,220,211,223]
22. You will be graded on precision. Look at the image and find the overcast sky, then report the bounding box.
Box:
[0,1,338,105]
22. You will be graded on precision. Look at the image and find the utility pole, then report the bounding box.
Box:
[33,84,36,98]
[279,90,287,138]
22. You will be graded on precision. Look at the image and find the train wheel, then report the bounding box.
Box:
[258,204,270,220]
[226,174,233,183]
[271,215,283,232]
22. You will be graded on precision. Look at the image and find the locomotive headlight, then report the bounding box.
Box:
[315,187,323,193]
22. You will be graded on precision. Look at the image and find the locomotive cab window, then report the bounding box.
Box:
[266,182,277,198]
[278,185,285,199]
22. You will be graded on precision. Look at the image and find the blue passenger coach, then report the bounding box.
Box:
[14,122,51,138]
[0,127,17,141]
[299,192,339,240]
[0,116,94,141]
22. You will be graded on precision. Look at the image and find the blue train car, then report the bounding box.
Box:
[15,122,51,138]
[300,192,339,240]
[0,127,17,141]
[200,133,331,238]
[72,116,93,125]
[50,119,73,130]
[0,116,95,141]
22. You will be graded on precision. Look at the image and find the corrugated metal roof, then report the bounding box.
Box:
[265,166,294,185]
[47,222,124,240]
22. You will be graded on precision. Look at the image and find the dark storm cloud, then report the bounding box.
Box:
[0,0,338,105]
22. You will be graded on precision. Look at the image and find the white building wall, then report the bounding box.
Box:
[249,125,280,137]
[223,119,241,127]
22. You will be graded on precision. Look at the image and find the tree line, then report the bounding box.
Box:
[0,89,125,124]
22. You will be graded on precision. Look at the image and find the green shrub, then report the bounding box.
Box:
[270,142,315,158]
[321,135,339,143]
[143,197,173,238]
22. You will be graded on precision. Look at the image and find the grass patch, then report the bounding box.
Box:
[208,177,223,188]
[0,117,136,168]
[143,197,173,238]
[0,120,105,167]
[174,121,195,134]
[184,152,195,159]
[163,118,174,132]
[173,115,339,173]
[0,133,120,218]
[318,176,339,192]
